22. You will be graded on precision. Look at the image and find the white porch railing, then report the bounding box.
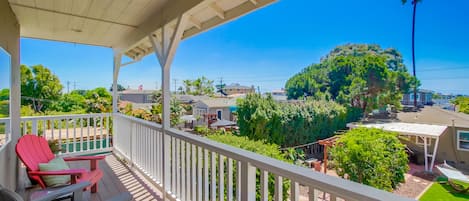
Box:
[19,113,112,156]
[113,113,415,201]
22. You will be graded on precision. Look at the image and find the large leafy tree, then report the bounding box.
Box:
[21,65,63,112]
[330,128,409,191]
[50,91,86,112]
[285,44,418,113]
[182,76,214,96]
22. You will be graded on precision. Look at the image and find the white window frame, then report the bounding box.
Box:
[457,130,469,151]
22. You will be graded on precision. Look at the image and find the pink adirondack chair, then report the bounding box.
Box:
[15,135,105,193]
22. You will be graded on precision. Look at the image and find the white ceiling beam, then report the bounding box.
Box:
[209,2,225,19]
[9,2,137,28]
[115,0,204,52]
[189,16,202,29]
[183,0,276,40]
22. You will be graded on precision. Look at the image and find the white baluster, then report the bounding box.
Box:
[219,154,224,201]
[227,158,233,201]
[290,181,299,201]
[240,161,256,201]
[260,170,268,201]
[203,148,209,201]
[211,152,216,201]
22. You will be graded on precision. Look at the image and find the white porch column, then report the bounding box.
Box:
[423,136,428,172]
[429,137,440,172]
[112,53,122,113]
[149,14,187,199]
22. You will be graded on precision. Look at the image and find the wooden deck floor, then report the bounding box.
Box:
[26,154,164,201]
[73,154,164,201]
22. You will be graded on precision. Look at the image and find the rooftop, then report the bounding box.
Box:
[347,122,447,138]
[397,106,469,128]
[197,97,237,108]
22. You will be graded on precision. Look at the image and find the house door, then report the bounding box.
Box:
[217,110,222,120]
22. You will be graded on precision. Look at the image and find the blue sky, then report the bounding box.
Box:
[16,0,469,94]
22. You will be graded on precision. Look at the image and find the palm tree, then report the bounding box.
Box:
[402,0,421,107]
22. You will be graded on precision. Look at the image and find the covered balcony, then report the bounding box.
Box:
[0,0,414,200]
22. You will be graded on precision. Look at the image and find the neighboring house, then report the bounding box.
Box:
[401,89,433,106]
[222,83,255,95]
[174,94,210,104]
[192,98,237,125]
[270,89,288,102]
[397,106,469,170]
[119,89,157,103]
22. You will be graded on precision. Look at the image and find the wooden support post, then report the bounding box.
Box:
[149,14,187,200]
[112,53,122,113]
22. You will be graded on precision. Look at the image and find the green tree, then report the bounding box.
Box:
[452,97,469,114]
[51,92,86,112]
[109,84,126,92]
[84,87,112,113]
[21,65,63,112]
[182,76,214,96]
[330,128,409,191]
[285,44,418,113]
[0,89,9,101]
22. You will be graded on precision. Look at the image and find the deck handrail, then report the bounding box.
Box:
[19,113,112,156]
[113,113,415,201]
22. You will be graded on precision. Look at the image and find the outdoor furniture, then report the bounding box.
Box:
[436,161,469,193]
[1,181,132,201]
[15,135,104,193]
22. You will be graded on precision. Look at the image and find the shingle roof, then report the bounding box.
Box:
[397,106,469,128]
[198,98,237,108]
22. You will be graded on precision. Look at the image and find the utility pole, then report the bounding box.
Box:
[155,81,158,90]
[73,81,76,91]
[67,81,70,93]
[257,86,261,94]
[173,79,177,94]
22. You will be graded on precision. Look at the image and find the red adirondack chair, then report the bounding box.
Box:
[15,135,105,193]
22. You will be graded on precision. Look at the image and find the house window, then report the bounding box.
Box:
[216,109,223,120]
[457,131,469,151]
[409,93,420,101]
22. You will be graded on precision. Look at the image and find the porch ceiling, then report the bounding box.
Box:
[8,0,275,60]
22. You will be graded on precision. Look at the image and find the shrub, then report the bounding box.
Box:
[330,127,409,191]
[207,134,291,200]
[237,94,349,147]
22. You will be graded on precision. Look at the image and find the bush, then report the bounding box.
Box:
[453,97,469,114]
[207,134,291,200]
[237,94,349,147]
[330,127,409,191]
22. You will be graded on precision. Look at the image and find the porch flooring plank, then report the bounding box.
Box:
[26,154,163,201]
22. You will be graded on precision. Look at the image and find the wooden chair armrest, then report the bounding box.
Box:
[62,155,105,161]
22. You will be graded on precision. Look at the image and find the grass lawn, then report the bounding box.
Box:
[420,181,469,201]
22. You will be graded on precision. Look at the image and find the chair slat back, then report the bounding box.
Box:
[15,135,55,171]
